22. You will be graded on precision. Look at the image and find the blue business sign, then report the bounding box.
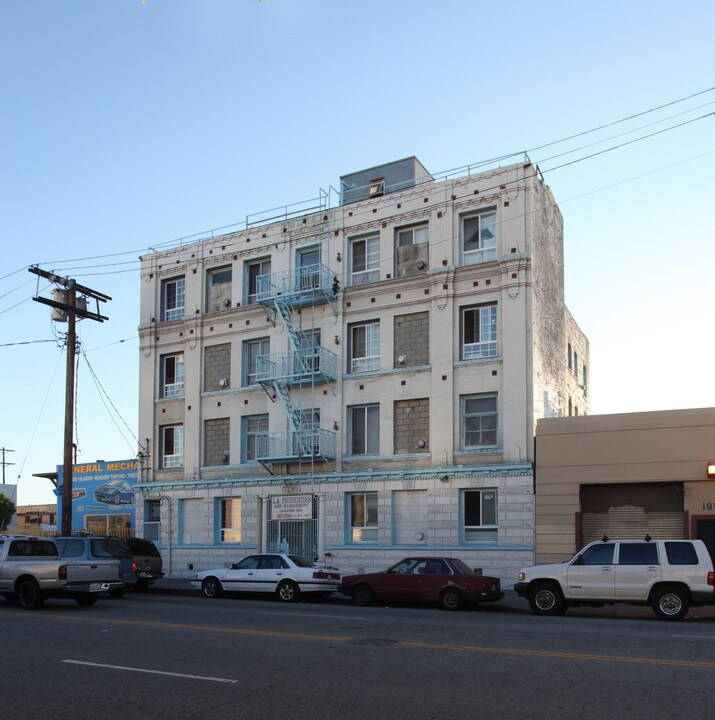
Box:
[56,459,139,535]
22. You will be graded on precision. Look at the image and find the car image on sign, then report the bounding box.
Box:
[191,553,340,603]
[93,479,134,505]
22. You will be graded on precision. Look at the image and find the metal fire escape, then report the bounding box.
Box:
[254,261,338,473]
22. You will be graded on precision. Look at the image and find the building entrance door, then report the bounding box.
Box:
[267,495,318,561]
[696,519,715,563]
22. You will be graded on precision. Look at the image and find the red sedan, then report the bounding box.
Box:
[338,556,504,611]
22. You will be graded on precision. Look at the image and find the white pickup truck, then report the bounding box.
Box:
[0,534,124,609]
[515,537,715,621]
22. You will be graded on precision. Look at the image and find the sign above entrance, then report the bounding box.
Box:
[271,495,312,520]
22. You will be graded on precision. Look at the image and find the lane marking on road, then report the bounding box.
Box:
[257,611,367,620]
[15,612,715,669]
[397,640,715,668]
[672,634,715,640]
[62,659,237,683]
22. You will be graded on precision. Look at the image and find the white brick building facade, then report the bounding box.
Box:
[136,156,589,581]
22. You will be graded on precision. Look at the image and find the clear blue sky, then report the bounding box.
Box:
[2,0,714,504]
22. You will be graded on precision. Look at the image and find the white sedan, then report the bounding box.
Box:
[191,553,341,602]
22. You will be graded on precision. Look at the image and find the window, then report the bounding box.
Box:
[298,246,321,291]
[618,543,659,565]
[583,366,588,398]
[161,277,185,321]
[461,304,497,359]
[161,353,184,398]
[574,351,579,379]
[220,498,241,542]
[206,266,232,313]
[243,338,269,386]
[245,258,271,305]
[350,234,380,286]
[242,414,268,462]
[349,404,379,455]
[577,543,615,565]
[350,492,377,542]
[462,211,496,265]
[463,490,497,542]
[349,321,380,373]
[568,342,572,370]
[161,425,184,468]
[461,394,497,449]
[298,330,321,374]
[397,224,428,247]
[145,499,161,523]
[665,541,699,565]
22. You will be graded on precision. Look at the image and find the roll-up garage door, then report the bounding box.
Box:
[580,482,684,546]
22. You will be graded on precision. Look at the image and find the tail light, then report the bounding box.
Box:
[59,565,67,581]
[132,561,137,573]
[519,572,525,581]
[313,571,329,579]
[708,571,714,587]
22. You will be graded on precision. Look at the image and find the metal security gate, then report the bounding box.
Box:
[267,496,318,561]
[580,482,684,545]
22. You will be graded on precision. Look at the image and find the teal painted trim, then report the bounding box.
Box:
[137,462,533,491]
[454,449,504,457]
[177,498,185,543]
[174,544,258,550]
[453,356,503,367]
[325,544,533,552]
[213,498,220,544]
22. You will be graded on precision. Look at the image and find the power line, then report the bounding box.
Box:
[4,84,713,276]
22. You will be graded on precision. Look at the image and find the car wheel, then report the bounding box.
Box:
[75,594,98,607]
[652,587,690,621]
[277,580,300,603]
[439,588,464,611]
[18,579,45,610]
[528,582,566,616]
[351,584,374,607]
[202,577,222,599]
[109,588,125,598]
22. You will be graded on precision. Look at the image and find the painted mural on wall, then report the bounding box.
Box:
[57,459,139,535]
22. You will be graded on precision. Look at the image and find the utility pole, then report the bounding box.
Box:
[0,447,15,485]
[29,267,110,536]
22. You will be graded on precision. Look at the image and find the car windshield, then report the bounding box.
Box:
[288,555,313,568]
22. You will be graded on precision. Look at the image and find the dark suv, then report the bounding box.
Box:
[124,538,164,591]
[54,536,138,597]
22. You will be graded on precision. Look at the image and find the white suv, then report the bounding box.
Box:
[515,537,715,621]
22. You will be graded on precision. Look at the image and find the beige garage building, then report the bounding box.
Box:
[534,408,715,563]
